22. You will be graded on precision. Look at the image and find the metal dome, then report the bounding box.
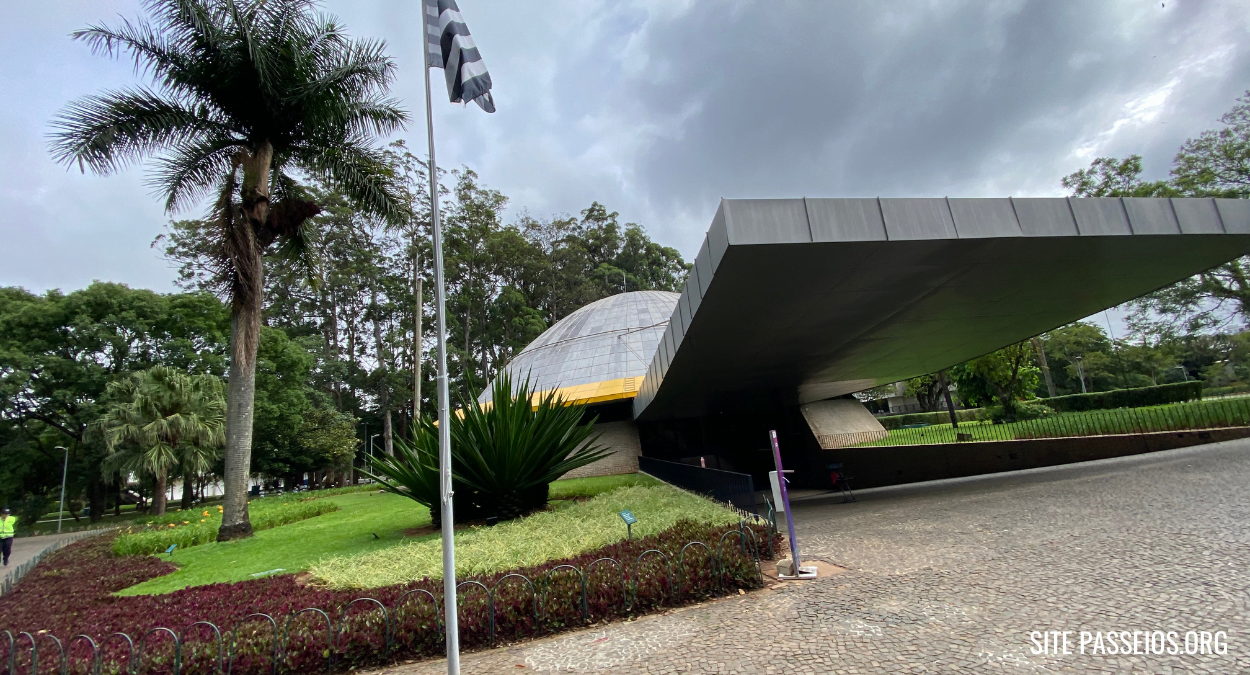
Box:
[480,290,679,405]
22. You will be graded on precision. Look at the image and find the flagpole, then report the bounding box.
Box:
[422,11,460,673]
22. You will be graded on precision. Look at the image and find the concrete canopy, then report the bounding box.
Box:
[632,197,1250,421]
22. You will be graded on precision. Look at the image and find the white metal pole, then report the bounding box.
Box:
[422,11,460,671]
[56,446,68,533]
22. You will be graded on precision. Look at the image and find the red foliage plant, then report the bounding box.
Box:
[0,521,776,675]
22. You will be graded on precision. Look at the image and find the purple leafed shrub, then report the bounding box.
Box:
[0,520,778,675]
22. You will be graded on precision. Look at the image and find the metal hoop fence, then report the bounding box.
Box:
[1,529,766,675]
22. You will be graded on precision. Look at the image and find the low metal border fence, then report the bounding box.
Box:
[638,457,758,514]
[0,526,766,675]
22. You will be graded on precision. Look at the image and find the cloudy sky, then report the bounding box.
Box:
[2,0,1249,298]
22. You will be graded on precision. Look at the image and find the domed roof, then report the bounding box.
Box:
[480,290,679,405]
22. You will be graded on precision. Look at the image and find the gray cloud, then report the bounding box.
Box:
[2,0,1248,294]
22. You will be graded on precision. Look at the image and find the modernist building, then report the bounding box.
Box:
[486,197,1250,485]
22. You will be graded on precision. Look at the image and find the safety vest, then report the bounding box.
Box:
[0,516,15,538]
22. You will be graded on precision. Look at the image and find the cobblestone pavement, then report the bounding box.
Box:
[382,440,1250,674]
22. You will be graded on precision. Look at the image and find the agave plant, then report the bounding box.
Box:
[366,373,611,526]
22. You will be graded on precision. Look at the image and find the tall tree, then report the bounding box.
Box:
[1063,91,1250,336]
[50,0,408,539]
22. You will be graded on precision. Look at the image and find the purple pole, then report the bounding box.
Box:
[769,430,800,567]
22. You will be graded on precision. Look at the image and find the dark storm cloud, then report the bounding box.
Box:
[2,0,1248,292]
[581,0,1250,250]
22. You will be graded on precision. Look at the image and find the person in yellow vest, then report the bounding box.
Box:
[0,507,14,566]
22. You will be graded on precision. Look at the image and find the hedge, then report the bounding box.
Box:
[876,408,982,430]
[1035,381,1203,413]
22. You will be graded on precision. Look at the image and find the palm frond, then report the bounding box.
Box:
[294,137,410,223]
[49,87,232,175]
[152,135,242,212]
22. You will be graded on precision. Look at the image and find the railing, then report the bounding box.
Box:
[0,526,767,675]
[639,457,757,514]
[852,396,1250,447]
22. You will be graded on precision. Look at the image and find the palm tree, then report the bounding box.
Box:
[100,366,226,516]
[51,0,410,538]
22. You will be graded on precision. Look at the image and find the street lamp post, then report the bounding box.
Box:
[368,434,380,484]
[55,446,68,533]
[1074,355,1088,394]
[1173,365,1189,382]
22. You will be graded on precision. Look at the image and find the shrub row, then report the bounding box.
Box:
[113,499,339,556]
[876,408,981,430]
[1035,381,1203,412]
[0,521,777,675]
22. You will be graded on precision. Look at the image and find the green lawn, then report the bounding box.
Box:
[119,490,431,595]
[856,396,1250,447]
[118,473,661,596]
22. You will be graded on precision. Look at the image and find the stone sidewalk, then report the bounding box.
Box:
[381,439,1250,673]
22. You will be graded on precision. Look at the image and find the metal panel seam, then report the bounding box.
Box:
[1166,198,1182,235]
[1065,197,1081,235]
[877,197,890,241]
[1007,196,1024,234]
[1211,197,1229,233]
[1118,197,1133,234]
[945,197,959,238]
[803,197,815,242]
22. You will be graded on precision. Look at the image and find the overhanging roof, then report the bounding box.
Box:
[632,197,1250,421]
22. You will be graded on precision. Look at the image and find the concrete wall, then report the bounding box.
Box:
[819,427,1250,490]
[800,398,887,448]
[561,419,642,479]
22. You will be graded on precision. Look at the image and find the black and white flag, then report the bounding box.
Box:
[424,0,495,113]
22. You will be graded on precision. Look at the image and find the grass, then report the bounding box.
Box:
[118,490,429,595]
[308,482,740,589]
[117,473,665,596]
[855,396,1250,447]
[112,498,339,555]
[549,472,659,498]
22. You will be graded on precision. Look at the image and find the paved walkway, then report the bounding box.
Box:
[383,439,1250,673]
[1,530,104,590]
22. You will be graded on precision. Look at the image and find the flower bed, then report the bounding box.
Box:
[0,521,777,675]
[113,498,339,556]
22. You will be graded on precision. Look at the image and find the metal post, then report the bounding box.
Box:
[768,431,800,567]
[421,10,460,670]
[56,446,68,533]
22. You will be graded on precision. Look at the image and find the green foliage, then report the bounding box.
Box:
[119,474,641,594]
[367,373,612,524]
[98,366,226,514]
[876,409,982,430]
[250,328,358,484]
[1062,91,1250,335]
[548,473,659,499]
[309,483,739,588]
[15,494,48,527]
[856,397,1250,447]
[982,401,1053,423]
[50,0,409,222]
[949,342,1039,413]
[1037,381,1203,413]
[0,283,229,519]
[112,497,338,556]
[903,373,946,412]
